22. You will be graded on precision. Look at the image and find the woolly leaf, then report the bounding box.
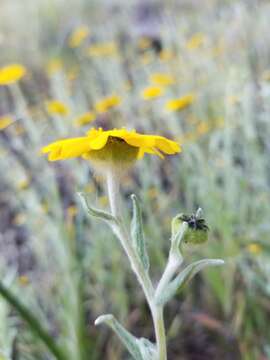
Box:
[130,194,149,271]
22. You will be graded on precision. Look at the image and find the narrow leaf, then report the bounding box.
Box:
[130,195,149,271]
[0,281,66,360]
[155,259,224,306]
[95,314,143,360]
[78,192,117,223]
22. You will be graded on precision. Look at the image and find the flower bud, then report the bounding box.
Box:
[175,212,209,245]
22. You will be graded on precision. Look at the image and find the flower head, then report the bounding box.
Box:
[186,33,206,50]
[73,112,96,127]
[87,42,118,57]
[165,94,195,112]
[0,116,13,131]
[46,100,70,117]
[141,86,164,100]
[95,95,121,113]
[68,26,90,48]
[42,128,180,169]
[0,64,26,85]
[149,73,175,87]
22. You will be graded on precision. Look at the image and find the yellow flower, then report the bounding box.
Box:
[46,59,63,75]
[0,64,26,85]
[95,95,121,113]
[149,73,175,87]
[165,94,195,111]
[0,116,13,130]
[46,100,70,116]
[159,49,174,61]
[42,128,181,167]
[74,112,96,127]
[186,33,206,50]
[141,86,164,100]
[196,122,210,136]
[247,243,262,255]
[87,42,118,57]
[138,37,152,50]
[18,275,30,286]
[17,178,30,190]
[68,26,90,48]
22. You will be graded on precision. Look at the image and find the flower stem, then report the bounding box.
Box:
[105,169,167,359]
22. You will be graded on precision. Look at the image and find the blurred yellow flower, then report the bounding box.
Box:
[42,128,181,164]
[46,100,70,116]
[46,59,63,75]
[98,195,109,207]
[247,243,262,255]
[141,86,164,100]
[186,33,206,50]
[0,64,26,85]
[18,275,30,286]
[196,122,210,136]
[68,25,90,48]
[149,73,175,87]
[165,93,195,111]
[17,179,30,190]
[67,205,78,218]
[138,37,152,50]
[95,95,121,113]
[87,42,118,57]
[74,112,96,127]
[0,116,13,130]
[159,49,174,61]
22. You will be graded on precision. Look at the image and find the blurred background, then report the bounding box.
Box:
[0,0,270,359]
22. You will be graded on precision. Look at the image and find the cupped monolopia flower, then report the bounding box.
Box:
[42,128,181,170]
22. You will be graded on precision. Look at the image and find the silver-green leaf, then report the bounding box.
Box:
[130,194,149,271]
[155,259,224,306]
[95,314,144,360]
[78,192,117,223]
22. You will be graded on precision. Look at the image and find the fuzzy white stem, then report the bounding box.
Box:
[106,169,167,360]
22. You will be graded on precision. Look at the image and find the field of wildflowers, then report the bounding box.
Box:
[1,0,270,359]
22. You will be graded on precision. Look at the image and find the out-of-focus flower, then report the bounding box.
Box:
[138,37,152,50]
[186,33,206,50]
[141,86,164,100]
[159,49,174,61]
[17,179,30,190]
[95,95,121,113]
[196,122,210,136]
[87,42,118,57]
[46,100,70,117]
[0,64,26,85]
[46,59,63,76]
[42,128,181,166]
[18,275,30,286]
[68,26,90,48]
[247,243,262,255]
[74,112,96,127]
[0,116,13,130]
[149,73,175,87]
[98,195,109,207]
[165,93,195,111]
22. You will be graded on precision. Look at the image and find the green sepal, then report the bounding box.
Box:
[155,259,224,306]
[78,192,118,224]
[95,314,157,360]
[130,194,150,272]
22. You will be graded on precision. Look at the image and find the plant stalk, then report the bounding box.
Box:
[106,169,167,359]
